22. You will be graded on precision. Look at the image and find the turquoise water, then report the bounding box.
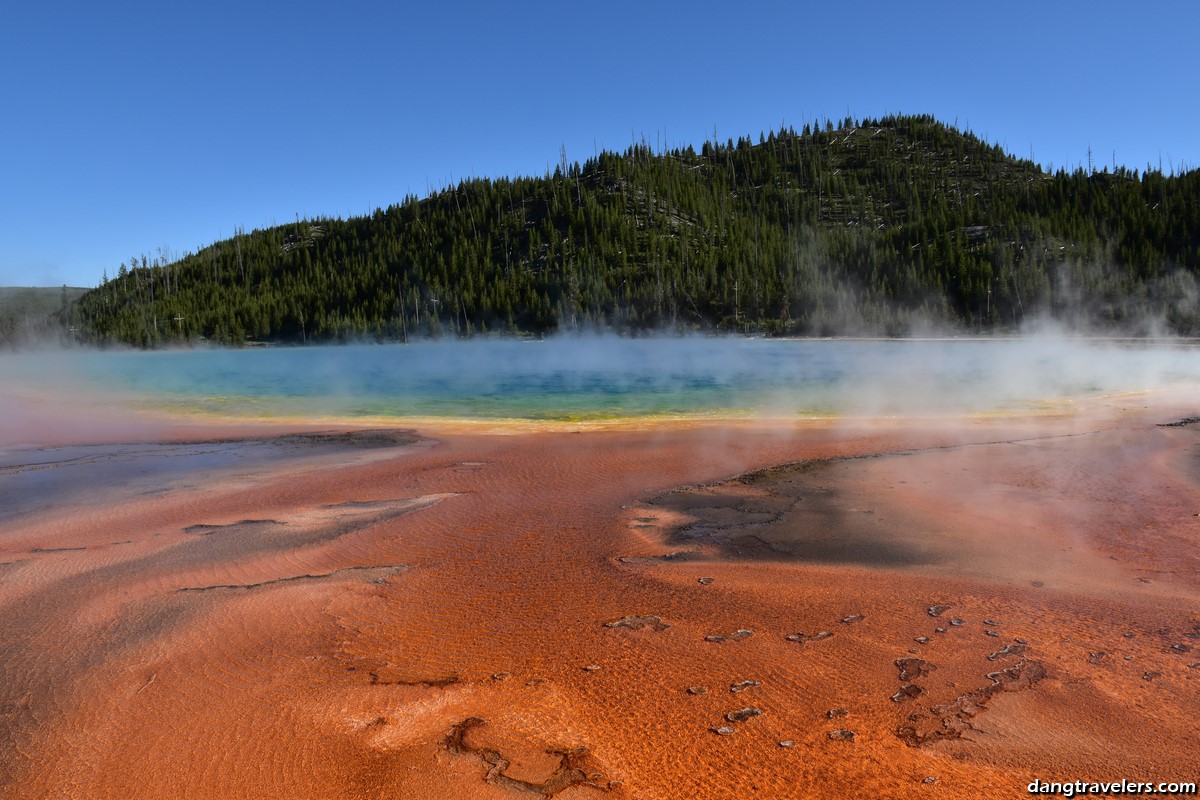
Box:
[8,337,1200,420]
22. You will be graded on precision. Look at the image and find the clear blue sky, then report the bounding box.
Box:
[2,0,1196,288]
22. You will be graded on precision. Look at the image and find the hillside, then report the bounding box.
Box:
[1,286,88,347]
[75,114,1200,345]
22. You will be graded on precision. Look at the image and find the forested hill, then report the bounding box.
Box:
[75,114,1200,346]
[1,286,87,346]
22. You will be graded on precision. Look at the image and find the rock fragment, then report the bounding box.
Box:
[604,615,669,631]
[895,658,934,681]
[725,707,764,723]
[891,684,924,703]
[988,642,1028,661]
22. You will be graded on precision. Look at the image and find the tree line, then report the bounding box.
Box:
[0,286,87,348]
[72,114,1200,346]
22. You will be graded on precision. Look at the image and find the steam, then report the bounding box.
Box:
[4,334,1200,430]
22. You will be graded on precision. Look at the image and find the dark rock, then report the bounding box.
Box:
[698,577,715,585]
[1157,416,1200,428]
[896,659,1046,748]
[827,729,855,741]
[731,680,761,693]
[927,605,952,617]
[825,708,848,719]
[604,615,669,631]
[841,614,865,624]
[686,686,708,695]
[987,642,1027,661]
[891,684,924,702]
[725,707,764,723]
[986,661,1047,690]
[896,658,934,681]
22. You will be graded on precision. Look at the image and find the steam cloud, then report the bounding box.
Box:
[4,334,1200,430]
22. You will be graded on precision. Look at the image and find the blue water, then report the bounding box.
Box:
[8,337,1200,420]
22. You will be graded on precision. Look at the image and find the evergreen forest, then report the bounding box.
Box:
[67,114,1200,346]
[1,286,87,347]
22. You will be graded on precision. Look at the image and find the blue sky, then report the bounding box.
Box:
[2,0,1196,288]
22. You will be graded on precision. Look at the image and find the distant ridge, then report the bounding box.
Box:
[72,114,1200,346]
